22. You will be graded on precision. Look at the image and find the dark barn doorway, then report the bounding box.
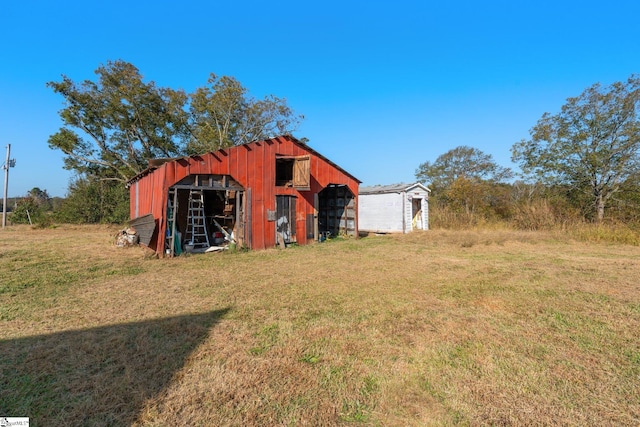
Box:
[317,184,356,239]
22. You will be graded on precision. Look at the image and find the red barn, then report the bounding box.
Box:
[126,135,360,256]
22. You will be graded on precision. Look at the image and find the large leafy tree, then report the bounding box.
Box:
[48,60,303,223]
[48,60,190,184]
[186,74,303,154]
[512,75,640,221]
[27,187,52,210]
[49,60,303,184]
[416,146,512,218]
[10,187,53,226]
[54,177,129,224]
[415,145,512,191]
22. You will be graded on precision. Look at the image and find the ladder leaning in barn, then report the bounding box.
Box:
[165,188,180,256]
[185,189,210,251]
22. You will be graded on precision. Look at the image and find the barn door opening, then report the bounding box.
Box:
[165,185,244,256]
[318,184,356,238]
[276,195,296,247]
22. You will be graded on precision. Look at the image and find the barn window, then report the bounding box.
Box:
[275,156,310,189]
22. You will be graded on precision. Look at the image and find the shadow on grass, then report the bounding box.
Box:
[0,308,230,426]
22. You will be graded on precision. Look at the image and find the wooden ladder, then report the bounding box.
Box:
[166,188,179,256]
[185,189,210,249]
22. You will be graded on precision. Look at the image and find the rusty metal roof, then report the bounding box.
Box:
[359,182,430,195]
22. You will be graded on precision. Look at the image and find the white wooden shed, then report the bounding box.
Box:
[358,183,430,234]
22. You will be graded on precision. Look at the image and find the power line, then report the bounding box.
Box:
[2,144,16,229]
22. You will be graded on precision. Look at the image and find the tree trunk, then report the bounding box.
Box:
[595,194,606,222]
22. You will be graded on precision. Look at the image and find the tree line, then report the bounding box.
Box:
[10,63,640,228]
[417,75,640,228]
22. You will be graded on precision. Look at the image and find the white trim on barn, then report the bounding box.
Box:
[358,183,430,234]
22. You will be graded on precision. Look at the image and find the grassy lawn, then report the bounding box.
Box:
[1,225,639,426]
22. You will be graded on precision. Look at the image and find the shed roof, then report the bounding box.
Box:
[126,135,361,187]
[359,182,431,195]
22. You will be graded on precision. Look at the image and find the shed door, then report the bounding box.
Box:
[276,195,296,246]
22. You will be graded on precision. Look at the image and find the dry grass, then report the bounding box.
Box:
[1,225,639,426]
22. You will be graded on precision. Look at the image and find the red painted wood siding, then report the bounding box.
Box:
[129,135,360,253]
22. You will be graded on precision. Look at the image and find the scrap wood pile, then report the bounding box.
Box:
[114,227,139,247]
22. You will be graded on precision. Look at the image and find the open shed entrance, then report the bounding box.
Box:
[412,198,423,230]
[165,174,244,256]
[318,184,356,239]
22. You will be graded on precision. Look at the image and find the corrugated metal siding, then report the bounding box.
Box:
[403,192,413,233]
[358,185,430,234]
[359,192,405,233]
[130,135,360,254]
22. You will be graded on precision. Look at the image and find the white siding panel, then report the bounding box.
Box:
[404,193,412,233]
[358,193,405,232]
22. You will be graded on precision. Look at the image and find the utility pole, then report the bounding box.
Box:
[3,144,16,229]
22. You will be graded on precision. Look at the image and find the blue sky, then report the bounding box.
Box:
[1,1,639,197]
